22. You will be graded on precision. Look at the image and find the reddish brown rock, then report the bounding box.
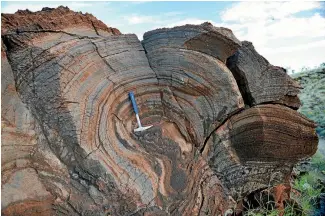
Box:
[1,7,318,216]
[1,6,120,36]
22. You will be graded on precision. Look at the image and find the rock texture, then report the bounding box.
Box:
[1,7,318,216]
[227,41,301,109]
[203,104,318,198]
[1,6,120,36]
[142,23,244,147]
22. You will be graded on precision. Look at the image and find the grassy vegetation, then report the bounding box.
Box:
[241,157,325,215]
[291,65,325,138]
[290,153,325,216]
[286,65,325,216]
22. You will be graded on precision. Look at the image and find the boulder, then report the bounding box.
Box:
[1,7,318,215]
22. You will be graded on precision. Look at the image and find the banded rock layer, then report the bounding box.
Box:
[1,7,318,216]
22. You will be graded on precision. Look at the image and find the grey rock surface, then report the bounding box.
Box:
[227,41,301,109]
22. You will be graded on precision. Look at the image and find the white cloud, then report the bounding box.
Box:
[266,44,325,71]
[219,1,325,71]
[124,11,185,25]
[124,15,157,25]
[221,2,320,23]
[266,13,325,39]
[1,2,92,14]
[261,39,325,55]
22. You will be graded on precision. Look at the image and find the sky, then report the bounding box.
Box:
[1,1,325,72]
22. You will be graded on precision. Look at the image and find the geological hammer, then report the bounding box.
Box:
[129,92,153,132]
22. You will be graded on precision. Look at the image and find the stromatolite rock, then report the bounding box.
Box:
[142,22,244,147]
[1,7,318,216]
[202,104,318,198]
[226,41,301,109]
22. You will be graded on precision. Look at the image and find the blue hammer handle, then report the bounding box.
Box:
[129,92,139,114]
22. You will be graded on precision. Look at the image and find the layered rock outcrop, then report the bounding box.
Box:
[226,41,301,109]
[1,7,318,215]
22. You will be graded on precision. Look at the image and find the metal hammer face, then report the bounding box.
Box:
[134,125,153,132]
[129,92,153,132]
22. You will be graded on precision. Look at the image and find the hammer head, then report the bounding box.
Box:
[134,125,153,132]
